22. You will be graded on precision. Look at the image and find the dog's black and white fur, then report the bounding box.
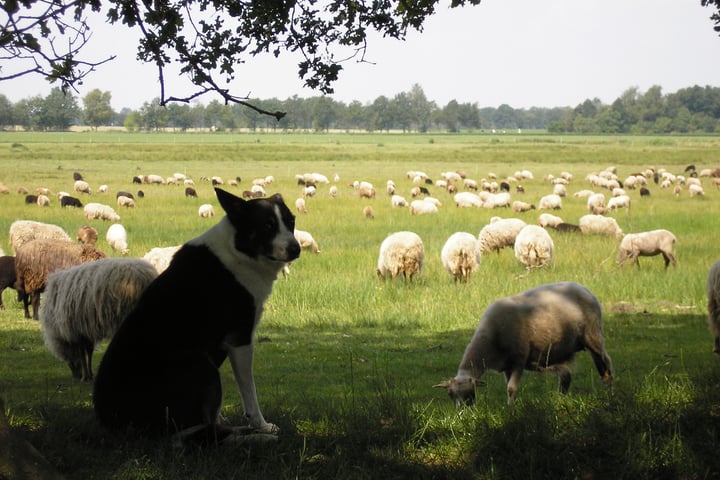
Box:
[92,188,300,442]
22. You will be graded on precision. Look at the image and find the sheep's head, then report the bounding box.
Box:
[433,376,485,407]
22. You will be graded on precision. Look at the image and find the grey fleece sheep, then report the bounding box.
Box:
[435,282,613,405]
[14,239,107,319]
[707,260,720,354]
[617,229,677,268]
[40,258,158,381]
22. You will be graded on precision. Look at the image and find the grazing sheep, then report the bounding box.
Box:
[0,256,20,309]
[512,201,535,213]
[40,258,158,381]
[689,183,705,197]
[294,229,320,254]
[24,194,37,204]
[454,191,482,208]
[376,231,424,281]
[117,195,136,208]
[14,239,107,319]
[537,213,563,228]
[74,180,91,194]
[142,245,181,274]
[434,282,613,405]
[358,185,376,199]
[73,172,83,181]
[9,220,72,254]
[184,187,198,198]
[477,218,527,255]
[106,223,130,255]
[329,185,338,198]
[144,174,165,185]
[76,225,98,245]
[441,232,480,282]
[84,203,121,222]
[410,199,438,215]
[617,229,677,268]
[36,194,50,207]
[537,194,562,210]
[586,193,607,214]
[391,194,409,207]
[579,214,623,239]
[60,195,83,208]
[514,225,554,269]
[482,192,511,209]
[707,260,720,353]
[295,197,307,214]
[198,204,215,218]
[116,191,135,200]
[607,195,631,211]
[363,205,375,219]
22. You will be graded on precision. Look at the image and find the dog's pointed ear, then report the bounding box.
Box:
[215,187,246,215]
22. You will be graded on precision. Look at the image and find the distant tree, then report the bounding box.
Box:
[0,95,14,129]
[441,100,461,132]
[138,98,168,131]
[39,88,79,130]
[369,96,393,132]
[83,89,115,129]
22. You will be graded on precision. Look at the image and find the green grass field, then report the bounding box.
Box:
[1,131,719,479]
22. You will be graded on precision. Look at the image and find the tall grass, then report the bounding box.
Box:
[1,131,719,479]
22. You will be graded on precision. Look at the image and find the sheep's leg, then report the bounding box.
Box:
[31,292,40,320]
[662,252,676,268]
[556,365,572,393]
[504,369,523,404]
[83,342,94,382]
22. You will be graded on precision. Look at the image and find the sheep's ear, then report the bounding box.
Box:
[215,187,245,214]
[433,380,451,389]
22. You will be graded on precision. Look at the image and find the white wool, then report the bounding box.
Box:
[143,245,181,274]
[106,223,129,255]
[514,225,554,268]
[441,232,480,282]
[537,194,562,210]
[198,204,215,217]
[579,214,623,239]
[377,231,424,280]
[454,191,482,208]
[477,218,527,254]
[294,229,320,253]
[84,203,121,222]
[9,220,72,254]
[537,213,563,228]
[410,199,438,215]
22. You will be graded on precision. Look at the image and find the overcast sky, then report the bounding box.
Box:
[3,0,719,111]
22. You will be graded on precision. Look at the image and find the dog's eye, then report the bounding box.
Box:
[264,219,276,232]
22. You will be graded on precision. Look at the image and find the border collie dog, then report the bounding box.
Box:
[93,188,300,442]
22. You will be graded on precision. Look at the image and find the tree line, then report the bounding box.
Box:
[1,83,718,134]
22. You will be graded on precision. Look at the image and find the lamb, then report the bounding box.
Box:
[513,224,554,269]
[537,194,562,210]
[707,260,720,353]
[198,204,215,218]
[84,203,121,222]
[14,239,107,319]
[410,199,438,215]
[579,214,623,239]
[440,232,480,282]
[0,256,20,309]
[9,220,72,254]
[477,217,527,254]
[294,229,320,253]
[40,258,158,381]
[434,282,613,405]
[106,223,130,255]
[617,229,677,268]
[376,231,424,281]
[142,245,181,274]
[76,225,98,245]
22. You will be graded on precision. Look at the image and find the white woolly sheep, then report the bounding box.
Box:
[14,239,107,319]
[36,194,50,207]
[391,194,409,207]
[329,185,338,198]
[537,194,562,210]
[9,220,72,254]
[514,224,554,269]
[376,231,424,281]
[586,193,607,214]
[707,260,720,353]
[482,192,511,209]
[294,229,320,253]
[579,214,623,239]
[84,203,121,222]
[106,223,129,255]
[40,258,157,381]
[512,201,535,213]
[617,229,677,268]
[142,245,181,274]
[295,197,308,214]
[198,204,215,218]
[410,199,438,215]
[117,195,136,208]
[477,218,527,255]
[689,183,705,197]
[434,282,613,405]
[454,191,482,208]
[607,194,631,211]
[441,232,480,282]
[74,180,91,194]
[537,213,563,228]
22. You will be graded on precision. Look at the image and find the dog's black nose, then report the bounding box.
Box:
[287,241,301,260]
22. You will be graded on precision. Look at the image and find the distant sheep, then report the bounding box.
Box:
[410,199,438,215]
[537,213,563,228]
[689,184,705,197]
[36,194,50,207]
[363,205,375,219]
[74,180,91,194]
[9,220,72,254]
[116,191,135,200]
[607,194,631,211]
[14,239,107,319]
[294,229,320,254]
[198,204,215,218]
[84,203,121,222]
[185,187,198,198]
[391,195,409,207]
[117,195,136,208]
[434,282,613,405]
[40,258,158,381]
[441,232,480,282]
[579,214,623,239]
[514,225,554,269]
[586,193,607,214]
[454,192,482,208]
[142,245,181,274]
[60,195,83,208]
[512,201,535,213]
[106,223,130,255]
[477,217,527,255]
[295,197,307,214]
[376,231,424,281]
[707,260,720,353]
[537,194,562,210]
[76,225,98,245]
[617,229,677,268]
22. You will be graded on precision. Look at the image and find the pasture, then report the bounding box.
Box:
[0,131,719,479]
